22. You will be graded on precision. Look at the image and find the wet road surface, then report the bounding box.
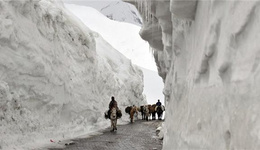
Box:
[49,120,163,150]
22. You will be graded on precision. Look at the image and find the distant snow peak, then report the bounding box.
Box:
[63,0,142,26]
[99,1,142,26]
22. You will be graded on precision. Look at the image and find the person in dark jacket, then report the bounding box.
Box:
[156,99,161,106]
[109,96,118,110]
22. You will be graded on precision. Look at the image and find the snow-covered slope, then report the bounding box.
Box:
[63,0,142,26]
[0,0,145,149]
[64,4,155,71]
[64,4,165,105]
[125,0,260,149]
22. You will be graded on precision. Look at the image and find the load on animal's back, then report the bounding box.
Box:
[125,106,132,114]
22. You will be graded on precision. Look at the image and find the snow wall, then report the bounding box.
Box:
[124,0,260,149]
[0,0,145,149]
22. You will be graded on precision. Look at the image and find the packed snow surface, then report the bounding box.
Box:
[125,0,260,149]
[0,0,146,149]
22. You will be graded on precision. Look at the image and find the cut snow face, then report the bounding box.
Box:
[128,0,260,150]
[0,0,145,149]
[64,3,165,105]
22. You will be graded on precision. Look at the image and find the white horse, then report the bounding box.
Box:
[110,107,117,132]
[143,105,150,121]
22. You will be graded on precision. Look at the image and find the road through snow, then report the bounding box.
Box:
[49,120,163,150]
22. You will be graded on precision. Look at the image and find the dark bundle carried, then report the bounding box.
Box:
[104,111,109,119]
[117,109,122,119]
[125,106,132,114]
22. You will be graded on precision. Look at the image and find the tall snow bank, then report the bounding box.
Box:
[0,0,145,149]
[125,0,260,149]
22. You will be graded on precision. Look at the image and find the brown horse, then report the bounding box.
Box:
[149,104,157,120]
[130,106,137,123]
[125,106,137,123]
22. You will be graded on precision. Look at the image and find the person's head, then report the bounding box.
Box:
[158,99,160,102]
[111,96,115,101]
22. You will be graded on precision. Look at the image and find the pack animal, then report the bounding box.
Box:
[138,106,146,120]
[110,107,117,132]
[156,105,165,120]
[143,105,150,121]
[130,106,137,123]
[149,104,157,120]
